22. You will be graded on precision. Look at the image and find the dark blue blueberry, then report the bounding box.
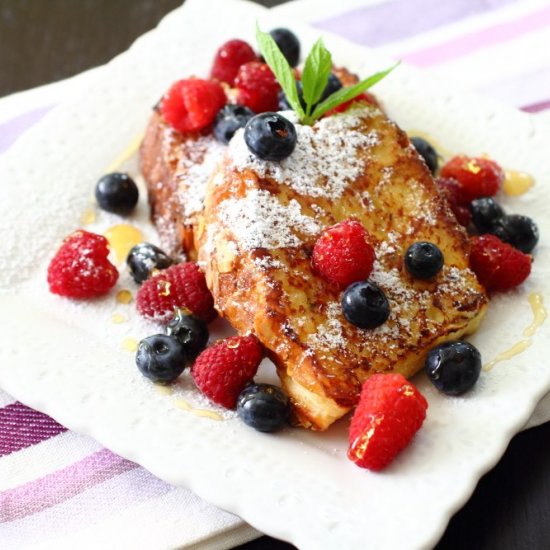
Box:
[135,334,187,383]
[165,308,209,360]
[95,172,139,215]
[411,137,439,175]
[126,242,173,284]
[320,73,343,101]
[244,113,297,161]
[270,28,300,67]
[213,104,255,144]
[278,74,343,111]
[342,281,390,329]
[404,242,444,279]
[470,197,505,234]
[425,341,481,396]
[490,214,539,254]
[237,383,290,432]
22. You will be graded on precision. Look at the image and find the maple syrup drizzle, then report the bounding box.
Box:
[116,289,133,305]
[524,292,547,337]
[483,339,532,372]
[154,385,174,396]
[122,338,138,352]
[80,208,96,225]
[104,224,143,264]
[111,313,126,324]
[104,133,144,173]
[503,170,534,196]
[174,399,223,421]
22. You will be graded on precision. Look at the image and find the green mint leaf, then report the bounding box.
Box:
[300,38,332,117]
[306,62,400,124]
[256,25,304,119]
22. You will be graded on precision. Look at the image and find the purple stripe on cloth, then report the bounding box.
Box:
[314,0,516,47]
[521,99,550,113]
[0,448,138,523]
[401,3,550,66]
[0,402,67,457]
[0,105,53,154]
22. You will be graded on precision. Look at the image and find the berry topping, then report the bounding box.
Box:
[213,104,255,144]
[165,308,209,360]
[269,28,300,67]
[126,242,173,284]
[235,61,281,113]
[470,197,505,234]
[192,335,264,409]
[47,230,118,299]
[312,220,375,289]
[135,334,187,384]
[440,155,504,203]
[136,262,216,324]
[410,136,438,175]
[425,341,481,396]
[278,74,342,112]
[160,79,226,133]
[469,234,531,291]
[244,112,297,161]
[237,383,290,432]
[404,242,444,279]
[342,281,390,330]
[95,172,139,215]
[348,374,428,471]
[491,214,539,254]
[436,177,472,226]
[210,39,258,86]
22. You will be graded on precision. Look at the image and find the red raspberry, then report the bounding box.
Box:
[160,79,226,133]
[235,62,281,113]
[136,262,216,323]
[324,91,379,117]
[348,374,428,471]
[440,155,504,203]
[312,220,375,289]
[210,39,258,86]
[436,177,472,226]
[47,230,118,299]
[469,234,531,292]
[192,335,264,408]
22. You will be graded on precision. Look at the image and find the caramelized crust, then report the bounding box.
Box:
[196,105,488,430]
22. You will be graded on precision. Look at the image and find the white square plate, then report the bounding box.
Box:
[1,0,549,548]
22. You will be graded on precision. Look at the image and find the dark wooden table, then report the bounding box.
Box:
[1,1,549,548]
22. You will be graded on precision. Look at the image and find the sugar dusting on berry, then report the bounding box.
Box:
[229,110,380,199]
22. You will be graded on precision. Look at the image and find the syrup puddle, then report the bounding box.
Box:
[122,338,138,352]
[174,399,223,421]
[503,170,534,196]
[104,224,143,264]
[104,133,144,173]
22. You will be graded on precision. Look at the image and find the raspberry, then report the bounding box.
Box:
[440,155,504,203]
[469,234,531,292]
[47,230,118,299]
[235,62,281,113]
[192,335,264,408]
[436,177,472,226]
[136,262,216,323]
[324,91,379,117]
[312,220,375,289]
[160,79,226,133]
[348,374,428,471]
[210,39,258,86]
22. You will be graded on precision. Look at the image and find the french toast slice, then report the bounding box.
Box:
[139,68,360,258]
[196,104,488,430]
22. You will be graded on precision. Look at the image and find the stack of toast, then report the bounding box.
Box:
[139,78,488,430]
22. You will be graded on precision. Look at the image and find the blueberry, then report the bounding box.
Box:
[404,242,444,279]
[425,341,481,396]
[278,74,342,111]
[165,308,209,360]
[135,334,187,383]
[213,104,255,144]
[244,113,297,161]
[411,137,438,175]
[342,281,390,329]
[95,172,139,215]
[126,242,173,284]
[470,197,505,233]
[270,28,300,67]
[237,383,290,432]
[491,214,539,254]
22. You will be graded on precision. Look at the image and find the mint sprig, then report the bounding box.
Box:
[256,25,399,125]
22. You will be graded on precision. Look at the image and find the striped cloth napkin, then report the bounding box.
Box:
[1,0,549,547]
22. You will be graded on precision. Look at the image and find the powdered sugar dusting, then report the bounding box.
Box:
[308,302,346,351]
[218,189,322,250]
[228,111,379,199]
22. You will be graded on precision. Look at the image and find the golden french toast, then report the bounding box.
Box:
[139,68,359,259]
[196,104,488,430]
